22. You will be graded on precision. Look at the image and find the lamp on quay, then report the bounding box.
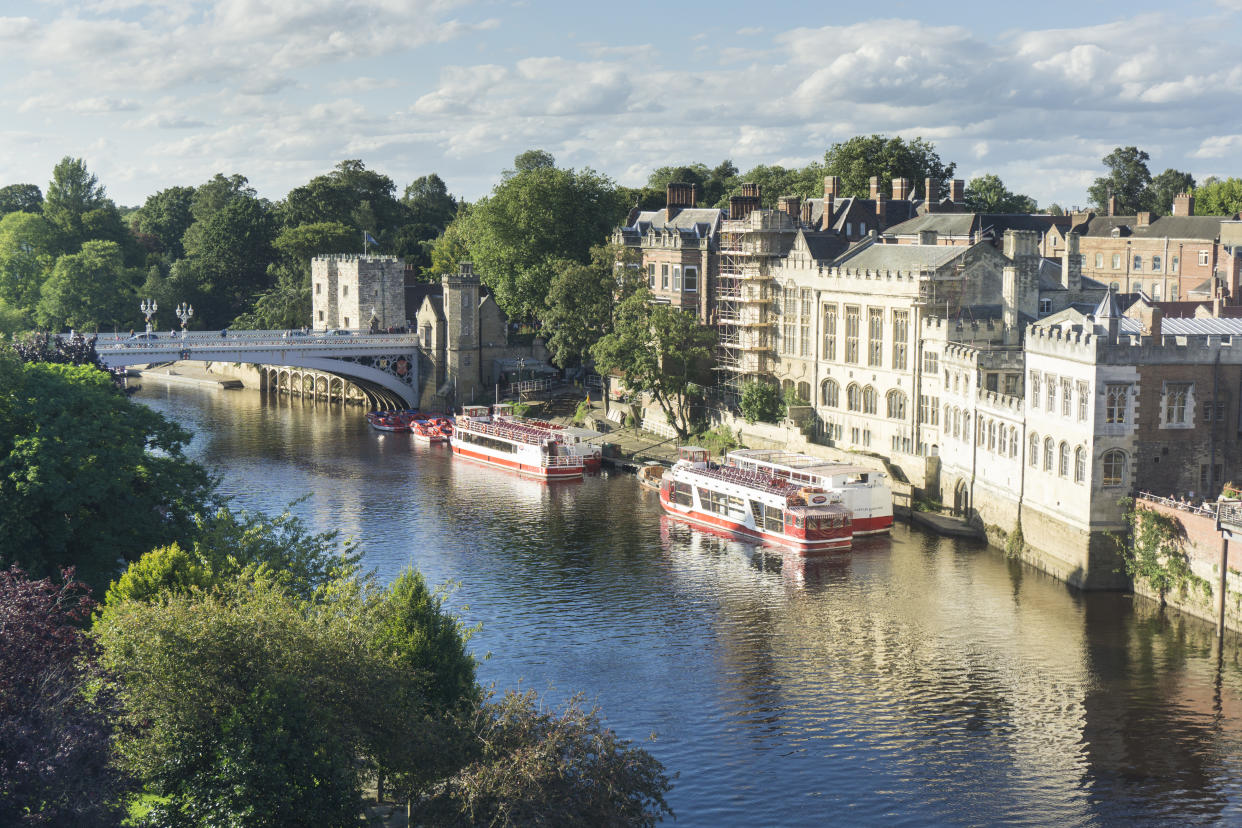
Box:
[176,302,194,337]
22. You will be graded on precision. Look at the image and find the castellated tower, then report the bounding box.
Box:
[1001,230,1040,344]
[311,254,406,331]
[442,262,482,403]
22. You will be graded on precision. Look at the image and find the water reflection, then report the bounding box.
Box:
[135,384,1242,826]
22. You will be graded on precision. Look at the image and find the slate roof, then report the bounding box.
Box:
[801,231,850,262]
[882,213,1070,240]
[627,207,723,235]
[803,197,919,232]
[1038,258,1066,290]
[834,241,967,272]
[1082,214,1226,241]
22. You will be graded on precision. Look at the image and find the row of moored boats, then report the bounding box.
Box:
[367,404,892,555]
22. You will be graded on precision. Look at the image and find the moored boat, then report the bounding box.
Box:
[365,410,413,432]
[411,419,448,444]
[659,447,852,553]
[491,404,602,471]
[450,405,584,480]
[637,463,666,491]
[726,449,893,535]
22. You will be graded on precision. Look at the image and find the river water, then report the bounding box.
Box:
[135,384,1242,826]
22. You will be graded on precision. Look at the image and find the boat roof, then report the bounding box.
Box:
[727,449,884,478]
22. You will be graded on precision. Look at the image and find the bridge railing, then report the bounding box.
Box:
[96,330,420,353]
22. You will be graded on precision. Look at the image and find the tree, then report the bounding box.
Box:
[43,157,109,250]
[397,174,460,273]
[540,243,642,368]
[183,194,278,326]
[0,210,57,312]
[1148,168,1196,214]
[426,218,471,282]
[131,186,196,260]
[95,577,412,827]
[462,157,625,319]
[509,149,556,176]
[591,290,715,439]
[35,240,137,331]
[1087,146,1153,214]
[413,689,673,827]
[823,135,956,200]
[739,381,784,424]
[281,160,408,248]
[0,566,125,827]
[1193,177,1242,216]
[0,355,217,590]
[963,174,1038,213]
[0,183,43,216]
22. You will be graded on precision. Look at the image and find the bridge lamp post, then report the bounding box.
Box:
[516,356,525,404]
[176,303,194,337]
[139,298,157,334]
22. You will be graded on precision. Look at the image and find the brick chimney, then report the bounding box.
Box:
[729,182,761,222]
[892,178,911,201]
[778,195,801,221]
[666,182,694,220]
[1136,211,1152,228]
[874,181,888,227]
[800,200,813,226]
[924,177,939,213]
[869,176,881,200]
[822,176,839,231]
[1107,194,1117,216]
[1173,192,1195,216]
[949,178,965,205]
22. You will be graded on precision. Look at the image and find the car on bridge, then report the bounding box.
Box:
[127,332,159,343]
[321,329,354,337]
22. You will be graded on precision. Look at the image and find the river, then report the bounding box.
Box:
[135,383,1242,826]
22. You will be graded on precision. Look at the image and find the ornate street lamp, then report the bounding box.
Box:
[176,302,194,337]
[139,298,157,334]
[516,356,525,404]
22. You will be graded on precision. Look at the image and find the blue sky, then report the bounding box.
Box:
[3,0,1242,209]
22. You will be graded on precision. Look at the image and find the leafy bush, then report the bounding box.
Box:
[738,381,783,424]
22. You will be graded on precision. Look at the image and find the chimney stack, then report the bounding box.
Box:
[822,176,839,231]
[950,178,965,205]
[666,182,694,219]
[1061,231,1082,294]
[800,200,813,226]
[778,195,802,222]
[924,177,939,213]
[1150,306,1163,342]
[1003,229,1040,320]
[1107,194,1118,216]
[1002,265,1019,345]
[869,176,881,200]
[729,182,761,222]
[1136,211,1152,228]
[1173,192,1195,216]
[892,178,911,201]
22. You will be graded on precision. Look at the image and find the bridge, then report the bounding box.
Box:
[95,329,422,408]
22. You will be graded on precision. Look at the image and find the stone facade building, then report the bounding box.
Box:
[312,254,406,331]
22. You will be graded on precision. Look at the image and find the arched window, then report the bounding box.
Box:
[988,421,997,451]
[1029,433,1039,467]
[1059,441,1070,476]
[944,404,951,430]
[1043,437,1054,471]
[821,379,839,407]
[997,424,1006,453]
[1102,449,1126,486]
[782,379,794,396]
[963,413,971,442]
[846,383,861,411]
[1074,446,1086,483]
[862,385,877,415]
[1009,427,1019,458]
[797,381,811,404]
[887,390,907,420]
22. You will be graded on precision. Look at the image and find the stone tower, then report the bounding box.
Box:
[311,254,406,331]
[442,262,481,403]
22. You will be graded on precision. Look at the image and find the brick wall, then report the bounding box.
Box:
[1137,496,1242,631]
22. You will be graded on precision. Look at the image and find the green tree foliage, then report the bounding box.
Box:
[95,577,416,827]
[591,290,715,439]
[541,243,642,368]
[131,186,196,260]
[414,689,673,827]
[397,173,460,273]
[43,157,109,251]
[963,174,1038,213]
[1193,177,1242,216]
[509,149,557,175]
[1087,146,1153,214]
[0,355,217,590]
[273,221,358,265]
[1148,168,1196,214]
[739,381,784,424]
[0,210,57,312]
[823,135,956,200]
[281,160,407,244]
[183,194,277,326]
[230,263,310,330]
[0,183,43,216]
[462,153,625,319]
[426,218,471,282]
[35,240,137,331]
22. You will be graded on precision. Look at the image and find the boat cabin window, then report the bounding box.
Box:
[678,447,708,463]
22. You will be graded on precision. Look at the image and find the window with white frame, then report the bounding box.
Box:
[1113,254,1122,270]
[1133,255,1143,271]
[647,263,655,287]
[1096,253,1104,268]
[1101,449,1126,486]
[1074,447,1086,483]
[684,266,697,292]
[1152,255,1162,272]
[1199,250,1210,266]
[661,264,669,289]
[1105,384,1128,424]
[673,266,682,291]
[1164,382,1191,425]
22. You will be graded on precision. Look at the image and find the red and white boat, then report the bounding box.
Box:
[365,410,413,432]
[411,419,448,444]
[726,449,893,535]
[490,405,603,472]
[657,447,852,553]
[450,405,584,480]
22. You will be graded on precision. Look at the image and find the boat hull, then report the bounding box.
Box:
[451,442,583,480]
[659,488,850,554]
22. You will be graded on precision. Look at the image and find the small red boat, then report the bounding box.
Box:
[365,409,416,433]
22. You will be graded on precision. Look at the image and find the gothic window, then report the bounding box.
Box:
[1102,449,1126,486]
[1105,385,1128,424]
[1029,372,1041,405]
[797,382,811,404]
[823,305,837,360]
[887,390,907,420]
[1074,447,1086,483]
[1029,433,1039,467]
[1059,442,1070,477]
[868,308,884,367]
[1009,427,1018,458]
[1061,379,1072,417]
[845,306,860,363]
[1165,383,1191,425]
[862,385,877,415]
[1043,437,1054,471]
[1077,381,1089,421]
[988,421,997,451]
[1045,374,1055,411]
[822,379,839,407]
[847,383,861,412]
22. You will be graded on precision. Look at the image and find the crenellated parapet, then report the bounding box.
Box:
[975,387,1025,414]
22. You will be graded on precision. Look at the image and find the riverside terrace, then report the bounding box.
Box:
[96,329,422,408]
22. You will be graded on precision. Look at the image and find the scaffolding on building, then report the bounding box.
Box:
[714,207,798,402]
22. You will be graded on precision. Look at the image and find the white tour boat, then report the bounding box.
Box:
[451,405,585,480]
[658,447,853,553]
[725,449,893,535]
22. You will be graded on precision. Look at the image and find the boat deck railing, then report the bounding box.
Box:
[458,418,565,446]
[682,463,802,496]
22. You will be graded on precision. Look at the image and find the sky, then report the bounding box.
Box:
[3,0,1242,210]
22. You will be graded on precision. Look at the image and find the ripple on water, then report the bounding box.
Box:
[136,386,1242,827]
